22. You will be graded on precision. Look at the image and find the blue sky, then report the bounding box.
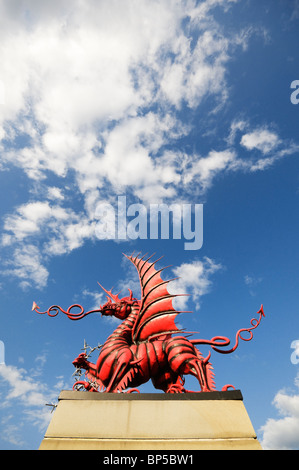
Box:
[0,0,299,450]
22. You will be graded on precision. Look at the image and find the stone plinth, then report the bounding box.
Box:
[39,390,262,450]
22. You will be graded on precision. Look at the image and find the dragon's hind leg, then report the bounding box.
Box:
[165,336,215,392]
[183,357,215,392]
[152,370,186,393]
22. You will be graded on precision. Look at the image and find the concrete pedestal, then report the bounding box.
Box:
[39,390,262,450]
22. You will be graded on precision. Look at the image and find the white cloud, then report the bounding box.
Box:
[260,375,299,450]
[82,289,105,311]
[169,257,223,310]
[240,129,280,154]
[1,201,96,287]
[0,0,246,290]
[93,113,184,201]
[0,349,72,447]
[0,362,60,439]
[3,201,69,242]
[0,0,249,195]
[244,274,263,296]
[0,418,25,447]
[0,0,293,200]
[46,187,64,201]
[226,121,298,173]
[2,244,49,290]
[226,119,248,145]
[159,29,229,109]
[291,0,299,20]
[246,276,261,287]
[183,149,236,191]
[244,275,254,285]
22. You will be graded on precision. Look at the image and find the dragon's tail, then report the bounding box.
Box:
[190,305,265,354]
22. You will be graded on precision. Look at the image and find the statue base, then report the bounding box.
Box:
[39,390,262,450]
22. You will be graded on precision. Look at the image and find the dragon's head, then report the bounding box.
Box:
[98,283,140,320]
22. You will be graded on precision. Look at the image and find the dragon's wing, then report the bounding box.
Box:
[124,253,186,343]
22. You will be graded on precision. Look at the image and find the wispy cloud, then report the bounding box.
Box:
[1,244,49,290]
[244,274,263,297]
[182,149,236,191]
[0,362,65,447]
[227,120,299,173]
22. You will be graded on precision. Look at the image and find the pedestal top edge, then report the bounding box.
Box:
[58,389,243,401]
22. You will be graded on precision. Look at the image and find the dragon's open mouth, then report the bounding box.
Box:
[101,304,117,316]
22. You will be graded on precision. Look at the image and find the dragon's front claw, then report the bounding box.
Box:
[73,380,92,391]
[166,383,186,393]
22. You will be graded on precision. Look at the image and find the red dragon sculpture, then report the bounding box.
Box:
[33,253,265,393]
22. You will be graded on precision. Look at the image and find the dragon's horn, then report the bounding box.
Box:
[97,282,121,303]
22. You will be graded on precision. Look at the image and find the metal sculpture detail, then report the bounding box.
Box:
[33,253,265,393]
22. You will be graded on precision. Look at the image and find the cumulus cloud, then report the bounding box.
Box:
[46,187,64,201]
[0,0,251,192]
[159,28,230,109]
[169,256,223,310]
[2,201,69,242]
[241,129,280,154]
